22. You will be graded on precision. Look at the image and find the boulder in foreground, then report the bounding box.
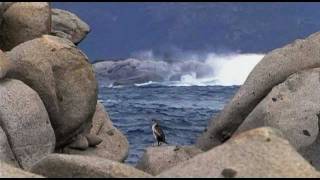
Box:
[159,127,320,178]
[30,154,152,178]
[7,35,98,148]
[136,145,202,175]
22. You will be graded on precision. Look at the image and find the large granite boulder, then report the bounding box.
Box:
[30,154,152,178]
[235,68,320,149]
[0,50,12,79]
[51,8,90,44]
[136,145,203,175]
[0,2,51,51]
[234,68,320,170]
[7,35,98,148]
[62,102,129,162]
[0,127,18,167]
[0,161,43,178]
[159,127,320,178]
[197,31,320,151]
[0,79,55,170]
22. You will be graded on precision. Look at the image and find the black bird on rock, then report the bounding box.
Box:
[151,119,167,146]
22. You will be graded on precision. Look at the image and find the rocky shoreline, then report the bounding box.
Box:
[0,2,320,178]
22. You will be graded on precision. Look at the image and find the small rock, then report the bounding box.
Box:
[68,135,89,151]
[85,134,103,147]
[136,145,202,175]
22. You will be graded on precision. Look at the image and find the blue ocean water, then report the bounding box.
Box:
[98,84,239,165]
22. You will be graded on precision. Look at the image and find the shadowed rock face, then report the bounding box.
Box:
[7,35,98,148]
[30,154,152,178]
[0,50,12,79]
[62,102,129,162]
[0,2,51,51]
[158,127,320,178]
[197,31,320,151]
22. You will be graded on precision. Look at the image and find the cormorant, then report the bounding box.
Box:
[151,119,167,146]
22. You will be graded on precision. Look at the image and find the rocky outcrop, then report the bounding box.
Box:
[136,145,202,175]
[51,8,90,44]
[7,35,98,148]
[62,102,129,162]
[0,161,43,178]
[0,2,51,51]
[159,127,320,178]
[30,154,152,178]
[0,79,55,170]
[197,31,320,151]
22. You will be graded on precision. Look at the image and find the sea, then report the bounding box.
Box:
[96,53,264,165]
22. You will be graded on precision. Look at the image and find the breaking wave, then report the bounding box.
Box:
[94,52,264,87]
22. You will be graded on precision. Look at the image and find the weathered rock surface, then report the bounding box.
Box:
[0,2,51,51]
[62,102,129,162]
[136,145,202,175]
[0,50,12,79]
[90,102,110,135]
[236,68,320,150]
[0,127,18,167]
[7,35,98,148]
[86,124,129,162]
[51,8,90,44]
[197,31,320,151]
[159,127,320,178]
[0,161,43,178]
[30,154,152,178]
[0,79,55,170]
[234,68,320,170]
